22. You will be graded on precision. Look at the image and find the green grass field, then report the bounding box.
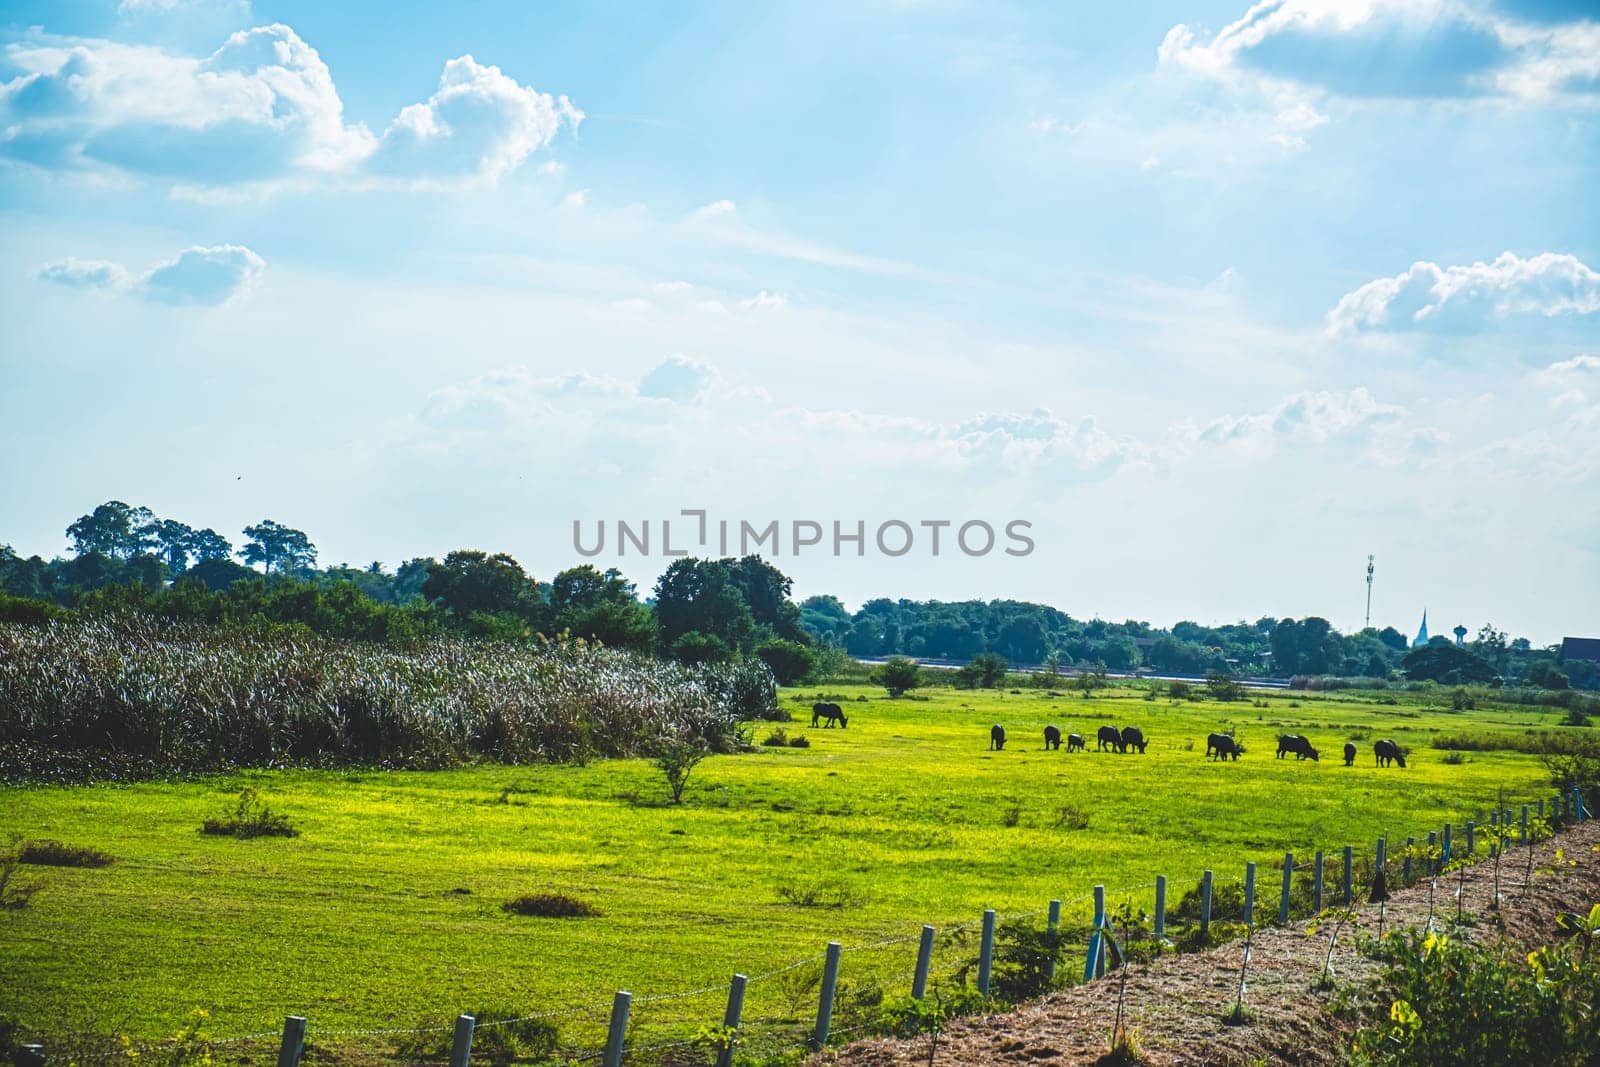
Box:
[0,681,1573,1056]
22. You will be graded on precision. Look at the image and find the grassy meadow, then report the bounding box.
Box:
[0,680,1575,1055]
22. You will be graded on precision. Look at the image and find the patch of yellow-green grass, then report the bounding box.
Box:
[0,682,1575,1055]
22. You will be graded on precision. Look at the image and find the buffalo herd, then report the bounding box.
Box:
[974,721,1410,771]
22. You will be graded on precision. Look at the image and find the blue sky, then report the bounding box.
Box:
[1,0,1597,642]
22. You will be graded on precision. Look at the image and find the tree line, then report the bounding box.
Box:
[1,500,1592,691]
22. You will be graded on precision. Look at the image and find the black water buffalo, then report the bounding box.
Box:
[811,702,848,729]
[1043,725,1062,750]
[1097,725,1123,752]
[990,724,1007,751]
[1066,732,1085,752]
[1276,734,1319,761]
[1207,732,1241,761]
[1120,726,1148,754]
[1374,739,1407,768]
[1344,741,1357,766]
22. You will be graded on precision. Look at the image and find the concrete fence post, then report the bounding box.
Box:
[1154,878,1166,941]
[1313,851,1325,915]
[912,925,936,999]
[448,1015,475,1067]
[1279,852,1293,925]
[1084,885,1107,981]
[1403,837,1415,884]
[1243,862,1256,926]
[1342,846,1353,905]
[603,992,631,1067]
[1521,805,1530,845]
[1200,870,1213,936]
[276,1017,307,1067]
[1466,820,1475,856]
[978,909,997,997]
[1442,823,1452,865]
[813,942,841,1050]
[1045,898,1062,978]
[715,974,747,1067]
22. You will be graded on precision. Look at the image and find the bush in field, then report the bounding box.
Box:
[878,656,921,697]
[502,893,600,918]
[754,638,818,685]
[201,789,299,838]
[1351,920,1600,1066]
[17,840,113,868]
[0,617,773,781]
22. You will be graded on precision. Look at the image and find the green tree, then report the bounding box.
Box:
[549,565,655,650]
[653,558,757,654]
[956,652,1009,689]
[754,638,818,685]
[66,501,155,559]
[422,551,543,626]
[147,519,197,573]
[1402,644,1497,684]
[241,520,317,576]
[878,655,921,697]
[187,528,234,563]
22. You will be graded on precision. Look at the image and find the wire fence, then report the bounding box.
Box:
[13,788,1588,1067]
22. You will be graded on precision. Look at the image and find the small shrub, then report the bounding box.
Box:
[17,840,114,868]
[1439,751,1467,765]
[761,727,790,747]
[1001,806,1022,828]
[1561,708,1592,727]
[787,734,811,748]
[776,878,859,909]
[653,738,709,804]
[201,789,298,838]
[502,893,600,918]
[1054,804,1090,830]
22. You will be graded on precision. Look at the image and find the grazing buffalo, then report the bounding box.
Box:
[1276,734,1320,761]
[1374,739,1407,768]
[990,724,1007,751]
[1097,725,1123,752]
[1207,732,1242,761]
[1043,725,1062,750]
[811,702,848,729]
[1120,726,1148,754]
[1066,732,1085,752]
[1344,742,1357,767]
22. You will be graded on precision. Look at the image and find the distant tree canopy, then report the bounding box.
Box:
[1403,643,1499,685]
[1,501,1583,693]
[241,520,317,576]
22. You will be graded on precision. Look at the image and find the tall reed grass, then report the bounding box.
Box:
[0,617,775,782]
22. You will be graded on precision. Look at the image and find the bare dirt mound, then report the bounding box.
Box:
[817,821,1600,1067]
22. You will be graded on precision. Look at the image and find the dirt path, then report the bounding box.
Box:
[818,821,1600,1067]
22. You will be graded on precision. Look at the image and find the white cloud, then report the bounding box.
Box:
[0,25,578,188]
[1161,0,1600,105]
[1197,387,1406,446]
[1533,353,1600,406]
[366,55,581,184]
[36,244,264,305]
[637,354,716,402]
[1328,251,1600,333]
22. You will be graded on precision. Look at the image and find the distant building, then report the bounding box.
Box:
[1562,637,1600,663]
[1413,610,1429,648]
[1453,624,1468,647]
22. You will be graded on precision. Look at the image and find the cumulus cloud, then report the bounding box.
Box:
[1328,251,1600,333]
[1533,353,1600,406]
[37,244,264,305]
[1161,0,1600,104]
[0,24,579,188]
[1197,388,1406,446]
